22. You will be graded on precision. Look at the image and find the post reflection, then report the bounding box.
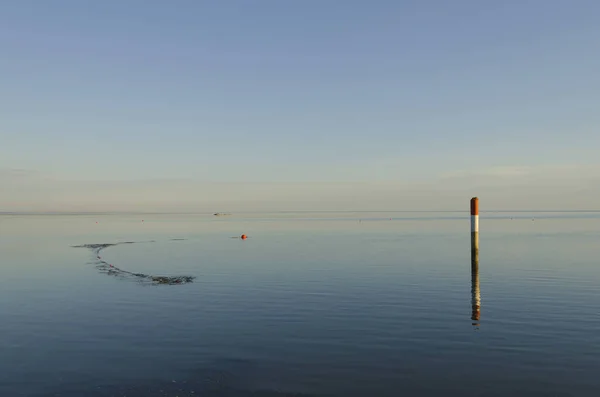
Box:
[471,247,481,328]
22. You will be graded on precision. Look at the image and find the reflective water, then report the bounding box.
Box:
[1,212,599,396]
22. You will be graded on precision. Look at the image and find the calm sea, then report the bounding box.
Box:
[1,212,599,396]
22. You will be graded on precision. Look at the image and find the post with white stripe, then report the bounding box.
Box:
[470,197,480,326]
[470,197,479,261]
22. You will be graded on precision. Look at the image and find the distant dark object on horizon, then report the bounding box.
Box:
[214,212,232,216]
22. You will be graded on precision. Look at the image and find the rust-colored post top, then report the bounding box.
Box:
[470,197,479,216]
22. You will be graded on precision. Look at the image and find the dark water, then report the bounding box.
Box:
[1,212,600,396]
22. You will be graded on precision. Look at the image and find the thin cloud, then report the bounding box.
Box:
[0,168,40,178]
[441,164,600,180]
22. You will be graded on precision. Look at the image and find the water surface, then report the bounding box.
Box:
[1,212,599,396]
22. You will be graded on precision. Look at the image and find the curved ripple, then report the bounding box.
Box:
[73,242,195,285]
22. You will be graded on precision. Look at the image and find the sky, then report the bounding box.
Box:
[1,0,600,212]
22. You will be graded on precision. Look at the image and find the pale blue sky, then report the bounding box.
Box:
[1,1,599,211]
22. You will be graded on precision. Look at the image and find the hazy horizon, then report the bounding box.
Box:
[3,163,600,213]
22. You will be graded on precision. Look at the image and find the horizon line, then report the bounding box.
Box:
[2,209,600,216]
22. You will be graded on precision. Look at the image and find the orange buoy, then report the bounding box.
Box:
[241,234,247,240]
